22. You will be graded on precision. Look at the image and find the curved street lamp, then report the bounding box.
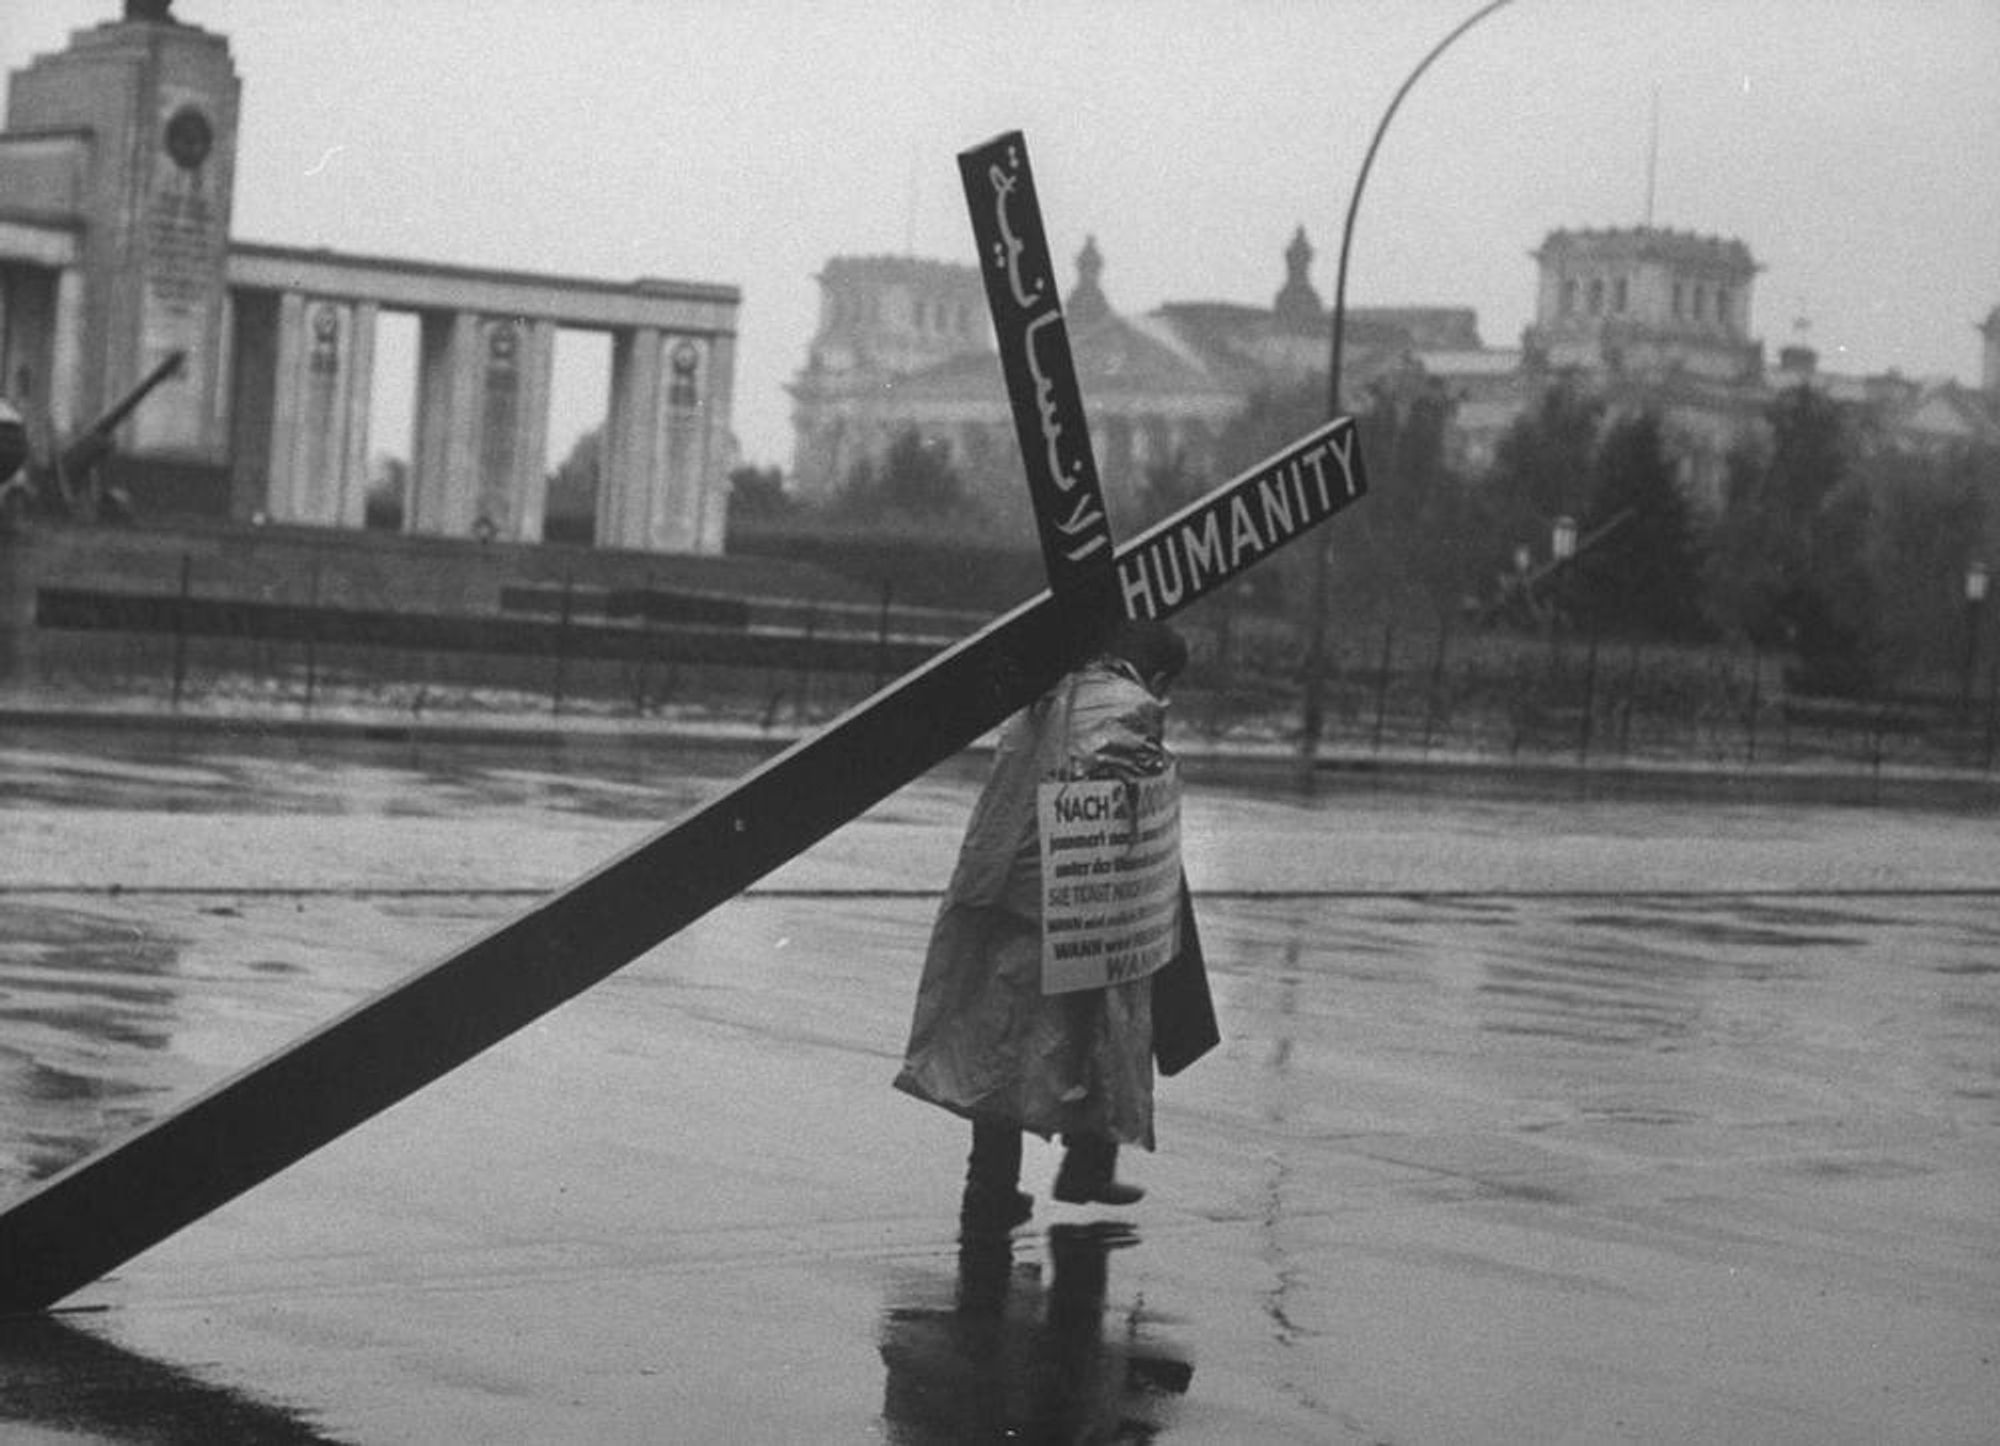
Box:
[1298,0,1519,768]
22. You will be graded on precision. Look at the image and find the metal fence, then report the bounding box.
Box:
[18,566,2000,776]
[22,564,968,728]
[1193,613,2000,776]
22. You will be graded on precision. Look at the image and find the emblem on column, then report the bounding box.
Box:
[669,340,701,408]
[164,105,213,171]
[309,304,341,374]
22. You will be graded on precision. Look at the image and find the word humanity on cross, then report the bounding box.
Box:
[1117,425,1363,620]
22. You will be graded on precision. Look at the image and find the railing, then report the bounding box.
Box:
[1197,612,2000,777]
[28,567,966,724]
[20,566,2000,777]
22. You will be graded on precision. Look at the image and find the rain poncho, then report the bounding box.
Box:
[893,656,1178,1148]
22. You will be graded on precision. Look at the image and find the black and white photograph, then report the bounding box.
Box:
[1,2,1996,1441]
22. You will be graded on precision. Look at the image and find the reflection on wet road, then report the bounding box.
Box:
[0,732,751,821]
[880,1223,1190,1443]
[0,905,189,1184]
[12,889,1988,1200]
[1208,890,2000,1148]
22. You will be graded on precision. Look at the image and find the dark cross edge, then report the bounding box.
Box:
[0,133,1368,1312]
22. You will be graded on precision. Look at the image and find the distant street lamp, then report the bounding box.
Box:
[1547,514,1579,640]
[1551,514,1578,563]
[1299,0,1518,769]
[1963,561,1989,714]
[1544,516,1576,660]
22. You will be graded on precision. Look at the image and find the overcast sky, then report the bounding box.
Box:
[7,0,1997,472]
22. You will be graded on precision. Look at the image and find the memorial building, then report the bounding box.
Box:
[0,1,739,553]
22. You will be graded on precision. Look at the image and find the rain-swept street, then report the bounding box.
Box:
[2,723,1997,1444]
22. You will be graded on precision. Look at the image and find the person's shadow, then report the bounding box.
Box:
[878,1222,1193,1443]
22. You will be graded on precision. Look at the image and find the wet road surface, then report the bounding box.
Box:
[1,725,1996,1443]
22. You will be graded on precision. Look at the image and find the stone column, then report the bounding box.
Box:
[654,335,704,552]
[644,332,732,554]
[212,288,235,447]
[473,318,522,537]
[266,295,372,526]
[466,315,554,542]
[512,318,555,542]
[600,324,662,551]
[410,309,482,536]
[337,301,376,528]
[695,330,735,553]
[291,299,341,523]
[267,290,306,519]
[442,310,481,533]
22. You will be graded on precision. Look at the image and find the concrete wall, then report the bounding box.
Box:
[0,520,875,691]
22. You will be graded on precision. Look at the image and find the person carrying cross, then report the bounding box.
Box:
[894,616,1207,1234]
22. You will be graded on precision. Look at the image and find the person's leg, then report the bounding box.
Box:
[960,1117,1033,1232]
[1053,1132,1144,1206]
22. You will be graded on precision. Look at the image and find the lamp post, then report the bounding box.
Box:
[1964,561,1989,716]
[1545,514,1576,665]
[1528,516,1576,644]
[1551,514,1577,564]
[1298,0,1517,771]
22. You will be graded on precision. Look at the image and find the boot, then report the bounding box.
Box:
[959,1118,1032,1234]
[1052,1134,1144,1206]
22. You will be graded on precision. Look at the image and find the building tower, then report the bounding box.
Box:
[1272,225,1325,332]
[1519,227,1765,509]
[1524,228,1761,387]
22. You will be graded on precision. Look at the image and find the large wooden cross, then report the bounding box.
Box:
[0,134,1367,1312]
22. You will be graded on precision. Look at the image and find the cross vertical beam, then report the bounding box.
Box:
[958,132,1117,624]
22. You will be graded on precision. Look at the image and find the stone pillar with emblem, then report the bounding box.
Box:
[265,294,374,526]
[3,1,241,486]
[656,334,728,553]
[470,316,554,542]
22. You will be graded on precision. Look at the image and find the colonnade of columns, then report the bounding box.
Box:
[2,11,737,554]
[226,281,731,554]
